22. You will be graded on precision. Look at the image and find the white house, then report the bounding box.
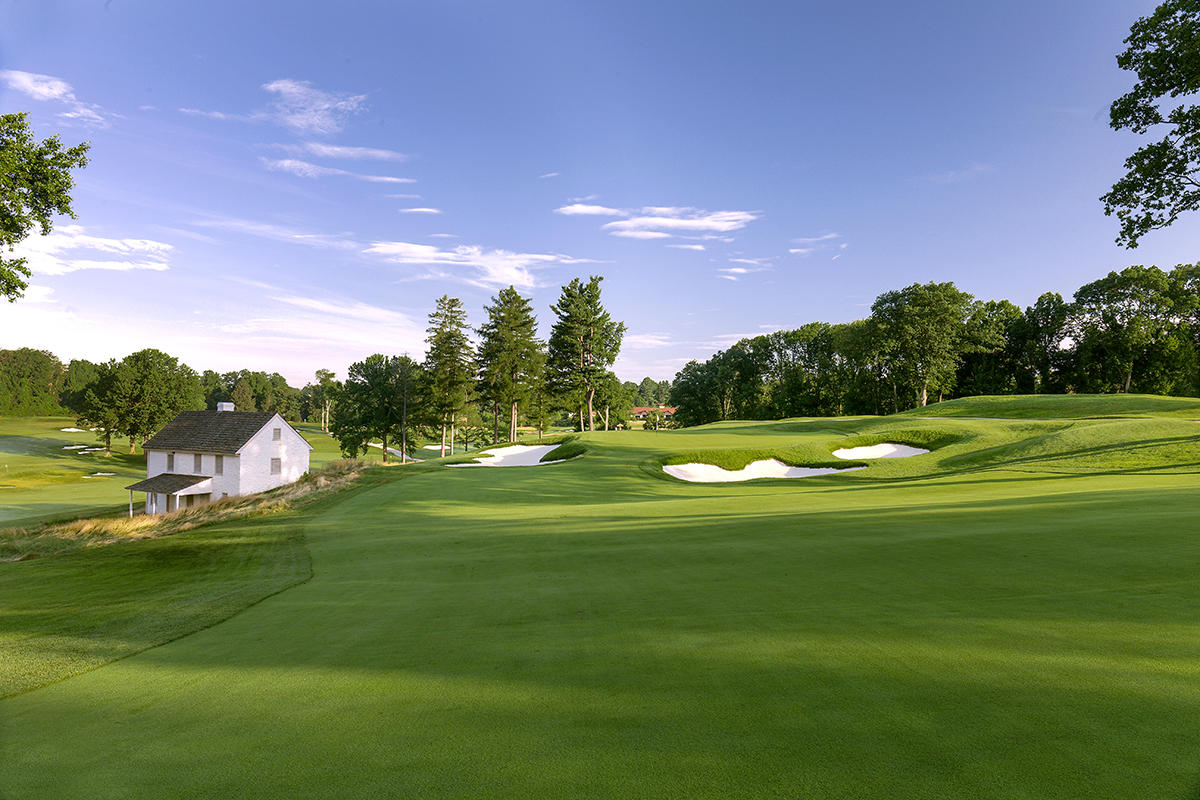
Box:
[125,402,313,515]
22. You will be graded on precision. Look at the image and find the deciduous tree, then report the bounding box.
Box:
[0,112,90,301]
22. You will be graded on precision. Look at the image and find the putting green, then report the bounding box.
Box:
[2,398,1199,798]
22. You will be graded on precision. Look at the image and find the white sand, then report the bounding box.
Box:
[422,444,444,451]
[62,445,88,449]
[90,472,116,476]
[81,448,105,452]
[447,444,562,467]
[832,443,929,460]
[60,427,85,432]
[663,459,865,483]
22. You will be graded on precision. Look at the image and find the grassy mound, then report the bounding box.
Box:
[830,427,961,452]
[903,393,1200,419]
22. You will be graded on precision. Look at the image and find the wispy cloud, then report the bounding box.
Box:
[610,230,672,240]
[791,233,840,245]
[262,79,366,135]
[260,158,414,183]
[281,141,407,161]
[179,78,367,135]
[386,193,422,199]
[428,233,458,239]
[179,107,241,121]
[667,244,706,251]
[398,207,442,214]
[0,70,109,126]
[789,232,844,257]
[926,162,993,185]
[538,171,560,179]
[191,217,359,250]
[554,203,627,216]
[13,225,172,276]
[557,204,761,241]
[364,240,580,290]
[623,333,674,349]
[215,293,426,362]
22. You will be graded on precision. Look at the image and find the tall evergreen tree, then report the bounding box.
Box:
[546,276,626,431]
[476,286,544,443]
[424,295,473,456]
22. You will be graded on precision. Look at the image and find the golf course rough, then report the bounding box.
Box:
[2,395,1200,799]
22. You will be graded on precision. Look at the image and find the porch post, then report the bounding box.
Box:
[128,490,133,518]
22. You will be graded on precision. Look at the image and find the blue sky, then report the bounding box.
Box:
[2,0,1196,385]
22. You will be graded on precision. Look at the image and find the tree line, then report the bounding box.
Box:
[669,263,1200,426]
[329,275,632,461]
[0,347,334,454]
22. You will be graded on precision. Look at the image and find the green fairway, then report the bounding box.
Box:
[0,417,144,527]
[2,397,1199,798]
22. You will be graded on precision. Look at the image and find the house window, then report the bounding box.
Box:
[215,455,224,476]
[194,453,203,473]
[271,458,281,475]
[273,427,281,441]
[167,452,174,471]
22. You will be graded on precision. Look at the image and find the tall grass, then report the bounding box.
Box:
[0,460,371,562]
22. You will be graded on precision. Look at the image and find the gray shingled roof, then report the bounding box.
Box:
[141,411,277,454]
[125,473,212,493]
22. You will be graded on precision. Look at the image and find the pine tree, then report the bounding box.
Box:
[546,276,626,431]
[424,295,473,456]
[476,286,544,443]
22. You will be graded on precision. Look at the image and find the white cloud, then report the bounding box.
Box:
[428,233,458,239]
[398,207,442,214]
[190,217,359,250]
[289,141,407,161]
[789,248,815,255]
[364,240,578,290]
[538,171,560,179]
[791,233,840,245]
[610,230,672,240]
[729,257,769,266]
[601,207,760,240]
[22,285,56,304]
[179,107,239,120]
[717,274,739,281]
[386,193,422,199]
[261,78,366,135]
[623,333,674,349]
[667,244,705,251]
[554,203,628,216]
[0,70,109,126]
[13,225,172,276]
[260,157,414,183]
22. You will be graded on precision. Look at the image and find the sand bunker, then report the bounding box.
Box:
[60,427,85,432]
[422,444,443,451]
[447,444,563,467]
[83,472,116,478]
[832,443,929,460]
[663,459,865,483]
[62,445,87,450]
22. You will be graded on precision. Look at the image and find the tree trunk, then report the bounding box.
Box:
[450,419,456,455]
[440,423,447,457]
[381,432,389,464]
[919,382,928,408]
[604,406,609,431]
[104,430,112,456]
[586,387,595,431]
[129,438,136,455]
[493,402,500,445]
[1124,365,1133,393]
[578,406,584,432]
[510,400,518,443]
